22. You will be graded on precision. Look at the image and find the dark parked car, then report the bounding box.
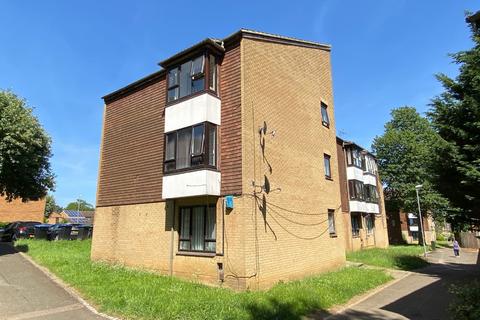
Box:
[0,221,42,242]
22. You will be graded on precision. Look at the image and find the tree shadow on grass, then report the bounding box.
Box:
[393,255,429,270]
[237,297,323,320]
[0,242,28,256]
[15,244,29,253]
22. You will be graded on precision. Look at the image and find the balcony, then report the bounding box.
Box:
[162,169,221,199]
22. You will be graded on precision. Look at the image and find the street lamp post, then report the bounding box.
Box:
[415,185,427,257]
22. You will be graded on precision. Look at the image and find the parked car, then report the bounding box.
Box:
[0,221,42,242]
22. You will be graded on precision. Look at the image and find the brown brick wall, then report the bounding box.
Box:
[97,76,166,207]
[219,44,242,195]
[0,197,45,222]
[336,140,350,213]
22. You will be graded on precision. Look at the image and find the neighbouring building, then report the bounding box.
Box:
[92,29,379,290]
[0,197,46,223]
[386,209,436,245]
[336,138,389,251]
[47,210,93,225]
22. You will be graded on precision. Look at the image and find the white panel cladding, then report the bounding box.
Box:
[363,174,377,186]
[349,200,380,214]
[164,93,221,132]
[162,170,221,199]
[347,166,363,181]
[349,200,367,212]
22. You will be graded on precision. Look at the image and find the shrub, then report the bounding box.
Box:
[449,280,480,320]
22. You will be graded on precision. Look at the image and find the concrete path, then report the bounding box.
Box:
[0,243,107,320]
[328,247,480,320]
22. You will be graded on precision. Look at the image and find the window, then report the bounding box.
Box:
[364,184,379,203]
[324,154,332,179]
[365,155,378,175]
[209,54,217,91]
[351,213,361,237]
[164,122,217,173]
[321,102,330,127]
[167,54,218,102]
[179,205,216,252]
[348,180,365,201]
[346,147,363,168]
[365,214,374,234]
[328,209,336,236]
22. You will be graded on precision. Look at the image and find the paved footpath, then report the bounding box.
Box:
[0,243,107,320]
[327,247,480,320]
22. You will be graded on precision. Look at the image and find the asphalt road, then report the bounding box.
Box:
[328,246,480,320]
[0,243,107,320]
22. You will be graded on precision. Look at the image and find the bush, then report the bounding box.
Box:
[449,280,480,320]
[436,233,446,241]
[0,222,9,228]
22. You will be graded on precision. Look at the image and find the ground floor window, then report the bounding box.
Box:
[411,231,419,241]
[365,213,375,234]
[351,213,361,237]
[328,209,336,236]
[179,205,216,252]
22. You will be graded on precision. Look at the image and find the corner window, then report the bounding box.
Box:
[164,122,217,173]
[364,184,379,203]
[321,102,330,127]
[351,213,361,237]
[167,54,218,103]
[328,209,336,236]
[346,147,363,168]
[324,154,332,179]
[348,180,365,201]
[179,205,216,252]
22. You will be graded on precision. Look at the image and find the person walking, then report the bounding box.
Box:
[453,239,460,257]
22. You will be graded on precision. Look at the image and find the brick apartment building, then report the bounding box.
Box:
[0,197,45,223]
[386,209,435,245]
[92,29,388,290]
[336,138,389,251]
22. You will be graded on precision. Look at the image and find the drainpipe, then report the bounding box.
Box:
[168,200,175,276]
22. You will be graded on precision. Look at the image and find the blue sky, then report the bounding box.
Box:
[0,1,474,207]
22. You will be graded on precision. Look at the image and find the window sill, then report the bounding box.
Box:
[322,122,330,128]
[325,176,333,181]
[176,251,216,258]
[329,233,337,238]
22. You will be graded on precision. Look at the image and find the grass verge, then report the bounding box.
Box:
[16,239,392,320]
[346,245,429,270]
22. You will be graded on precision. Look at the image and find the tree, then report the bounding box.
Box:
[44,194,62,218]
[372,107,449,218]
[0,90,55,201]
[428,14,480,229]
[65,199,94,211]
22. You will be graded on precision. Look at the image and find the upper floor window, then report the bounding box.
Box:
[324,154,332,179]
[364,184,379,203]
[321,102,330,127]
[167,54,218,103]
[348,180,365,201]
[365,155,378,175]
[164,122,216,173]
[346,147,363,168]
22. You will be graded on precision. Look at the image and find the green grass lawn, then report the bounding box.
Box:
[346,245,429,270]
[16,239,392,320]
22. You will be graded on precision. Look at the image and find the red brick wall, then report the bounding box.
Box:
[97,75,166,207]
[219,44,242,195]
[0,197,45,222]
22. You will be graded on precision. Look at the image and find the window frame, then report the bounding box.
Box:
[163,122,217,174]
[320,102,330,127]
[178,204,216,253]
[348,180,365,201]
[351,213,362,237]
[166,53,219,105]
[346,147,364,169]
[365,213,375,235]
[328,209,336,236]
[324,154,332,180]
